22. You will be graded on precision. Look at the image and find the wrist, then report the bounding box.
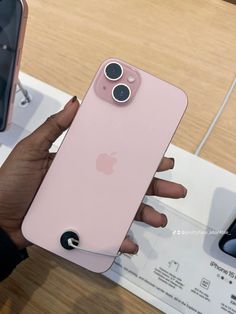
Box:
[0,228,28,281]
[0,226,30,250]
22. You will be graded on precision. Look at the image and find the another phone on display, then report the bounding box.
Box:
[0,0,28,132]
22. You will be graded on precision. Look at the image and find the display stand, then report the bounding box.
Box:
[0,73,236,314]
[17,78,32,106]
[0,72,71,164]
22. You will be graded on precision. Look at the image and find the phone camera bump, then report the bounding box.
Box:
[112,84,131,103]
[104,62,123,81]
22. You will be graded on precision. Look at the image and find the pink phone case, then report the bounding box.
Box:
[22,58,187,273]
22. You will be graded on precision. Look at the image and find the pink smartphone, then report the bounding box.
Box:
[22,59,187,273]
[0,0,28,131]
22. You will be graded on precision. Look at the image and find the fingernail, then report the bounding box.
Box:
[134,245,139,254]
[161,213,168,228]
[182,187,188,198]
[64,96,78,110]
[170,158,175,169]
[72,96,78,103]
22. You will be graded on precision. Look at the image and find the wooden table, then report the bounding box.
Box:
[1,0,236,313]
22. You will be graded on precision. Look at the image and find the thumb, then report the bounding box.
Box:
[28,96,80,151]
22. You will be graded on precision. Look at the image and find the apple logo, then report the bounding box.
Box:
[96,153,117,175]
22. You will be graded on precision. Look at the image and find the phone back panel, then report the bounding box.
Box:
[22,59,187,272]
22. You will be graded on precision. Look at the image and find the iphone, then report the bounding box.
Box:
[22,59,188,272]
[0,0,28,131]
[219,219,236,258]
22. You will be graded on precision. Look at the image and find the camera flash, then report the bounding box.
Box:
[127,75,135,83]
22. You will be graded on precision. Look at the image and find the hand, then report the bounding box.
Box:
[0,97,187,254]
[0,96,79,249]
[120,157,187,254]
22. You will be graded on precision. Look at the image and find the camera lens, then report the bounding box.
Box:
[112,84,131,103]
[104,62,123,81]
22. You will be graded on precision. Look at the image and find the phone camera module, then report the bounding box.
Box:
[104,62,123,81]
[112,84,131,103]
[219,219,236,258]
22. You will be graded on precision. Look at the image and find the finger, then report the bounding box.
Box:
[157,157,175,172]
[147,178,187,198]
[120,237,139,254]
[47,153,56,169]
[27,96,80,151]
[135,204,168,228]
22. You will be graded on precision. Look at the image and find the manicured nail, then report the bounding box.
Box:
[170,158,175,169]
[182,187,188,198]
[134,245,139,254]
[161,213,168,228]
[72,96,78,103]
[64,96,78,110]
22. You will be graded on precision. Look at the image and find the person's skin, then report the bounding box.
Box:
[0,97,187,254]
